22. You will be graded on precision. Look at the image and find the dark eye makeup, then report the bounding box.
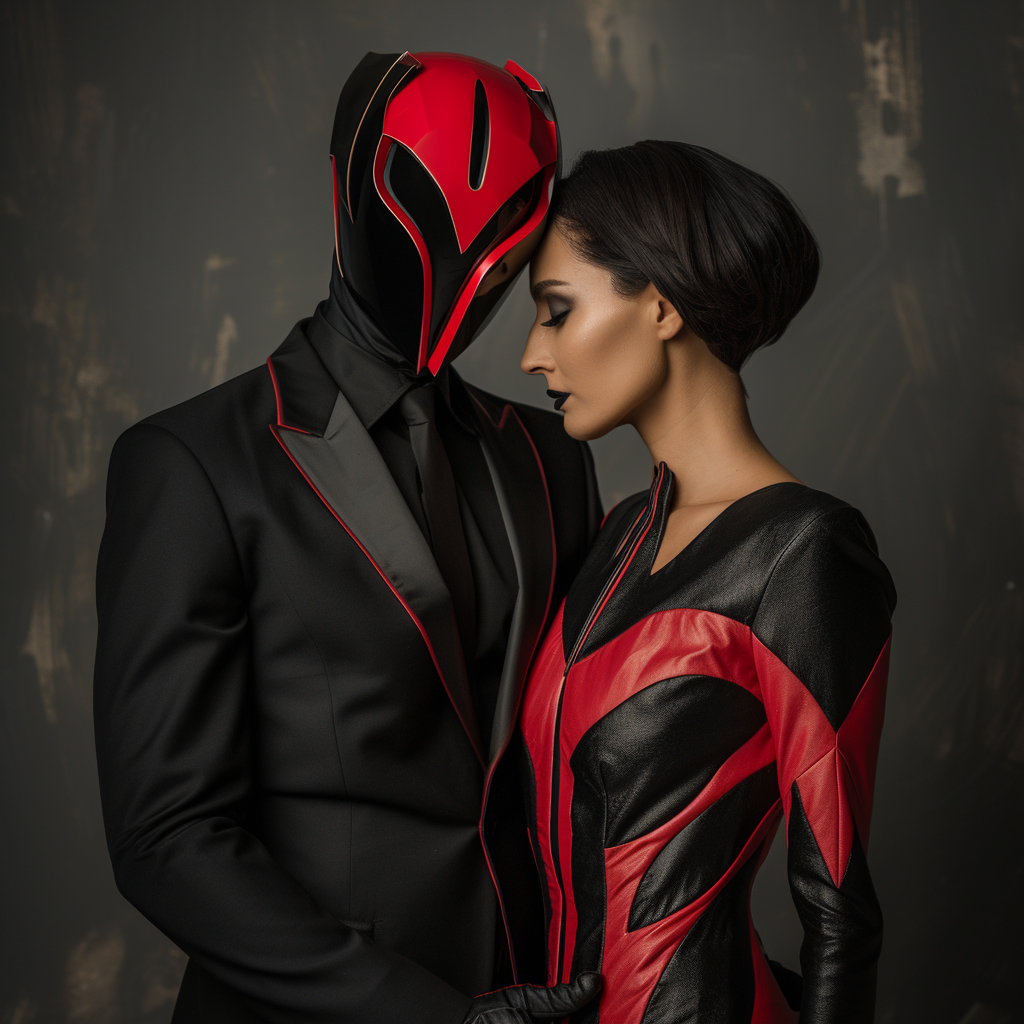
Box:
[541,307,570,328]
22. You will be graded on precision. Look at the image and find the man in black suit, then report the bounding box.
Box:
[93,53,602,1023]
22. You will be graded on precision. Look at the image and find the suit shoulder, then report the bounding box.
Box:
[140,365,271,432]
[461,382,602,560]
[139,364,272,439]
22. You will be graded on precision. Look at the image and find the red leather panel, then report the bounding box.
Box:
[560,609,761,757]
[600,793,781,1021]
[753,633,891,885]
[837,637,890,851]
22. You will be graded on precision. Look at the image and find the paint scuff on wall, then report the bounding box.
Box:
[847,0,925,201]
[576,0,661,128]
[66,926,125,1023]
[20,565,66,725]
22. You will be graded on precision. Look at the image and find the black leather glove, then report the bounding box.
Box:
[463,972,602,1024]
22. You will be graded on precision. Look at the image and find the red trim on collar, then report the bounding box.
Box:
[266,356,315,435]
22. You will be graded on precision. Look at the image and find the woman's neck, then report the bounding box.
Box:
[629,333,799,510]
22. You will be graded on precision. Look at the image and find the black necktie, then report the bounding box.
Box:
[399,383,477,659]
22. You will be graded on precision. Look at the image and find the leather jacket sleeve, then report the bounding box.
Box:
[751,507,896,1024]
[93,422,472,1024]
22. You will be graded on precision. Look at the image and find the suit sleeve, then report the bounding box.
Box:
[93,422,472,1024]
[750,508,896,1024]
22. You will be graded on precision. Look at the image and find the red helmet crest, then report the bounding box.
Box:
[331,52,560,373]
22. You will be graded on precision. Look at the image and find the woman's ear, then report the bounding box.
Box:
[654,294,685,341]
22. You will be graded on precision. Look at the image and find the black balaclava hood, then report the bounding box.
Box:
[323,255,411,371]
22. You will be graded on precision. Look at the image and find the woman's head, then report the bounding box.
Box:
[522,141,820,440]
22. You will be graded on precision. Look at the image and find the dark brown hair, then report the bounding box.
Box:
[550,141,820,370]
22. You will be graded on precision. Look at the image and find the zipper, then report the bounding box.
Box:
[548,465,668,980]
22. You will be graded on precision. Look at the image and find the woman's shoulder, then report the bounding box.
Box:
[726,482,887,572]
[740,481,863,541]
[751,483,897,641]
[595,479,895,617]
[749,485,896,728]
[602,480,870,547]
[673,482,896,635]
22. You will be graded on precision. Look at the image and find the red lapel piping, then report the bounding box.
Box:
[270,417,486,767]
[267,356,316,435]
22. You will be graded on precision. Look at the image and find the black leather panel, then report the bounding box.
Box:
[566,770,606,983]
[569,674,768,848]
[752,510,895,730]
[788,785,881,1024]
[629,763,779,931]
[575,482,835,662]
[640,845,760,1024]
[561,476,896,704]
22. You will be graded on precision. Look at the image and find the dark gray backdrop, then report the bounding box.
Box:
[3,1,1023,1021]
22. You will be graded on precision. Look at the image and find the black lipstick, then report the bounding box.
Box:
[546,389,571,411]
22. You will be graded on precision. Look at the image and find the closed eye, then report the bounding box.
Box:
[541,309,569,328]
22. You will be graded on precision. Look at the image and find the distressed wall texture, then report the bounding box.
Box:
[2,1,1023,1022]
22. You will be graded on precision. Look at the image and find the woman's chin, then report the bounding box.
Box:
[562,409,616,442]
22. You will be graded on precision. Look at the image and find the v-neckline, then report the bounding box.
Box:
[644,464,805,579]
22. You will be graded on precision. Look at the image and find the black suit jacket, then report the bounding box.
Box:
[93,311,602,1024]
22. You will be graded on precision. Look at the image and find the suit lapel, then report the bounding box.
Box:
[468,390,557,765]
[268,336,484,766]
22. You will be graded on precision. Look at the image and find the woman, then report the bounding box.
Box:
[517,142,896,1024]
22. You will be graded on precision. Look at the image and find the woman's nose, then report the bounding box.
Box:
[521,326,554,375]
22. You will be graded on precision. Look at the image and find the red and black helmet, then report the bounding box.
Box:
[330,51,560,374]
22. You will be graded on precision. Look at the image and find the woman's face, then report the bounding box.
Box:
[521,223,676,441]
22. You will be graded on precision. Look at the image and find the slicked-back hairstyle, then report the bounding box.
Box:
[550,141,820,370]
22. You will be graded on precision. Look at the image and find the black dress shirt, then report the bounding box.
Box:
[309,264,518,751]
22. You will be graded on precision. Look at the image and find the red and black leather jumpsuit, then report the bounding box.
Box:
[519,463,896,1023]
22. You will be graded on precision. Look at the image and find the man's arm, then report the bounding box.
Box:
[94,422,473,1024]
